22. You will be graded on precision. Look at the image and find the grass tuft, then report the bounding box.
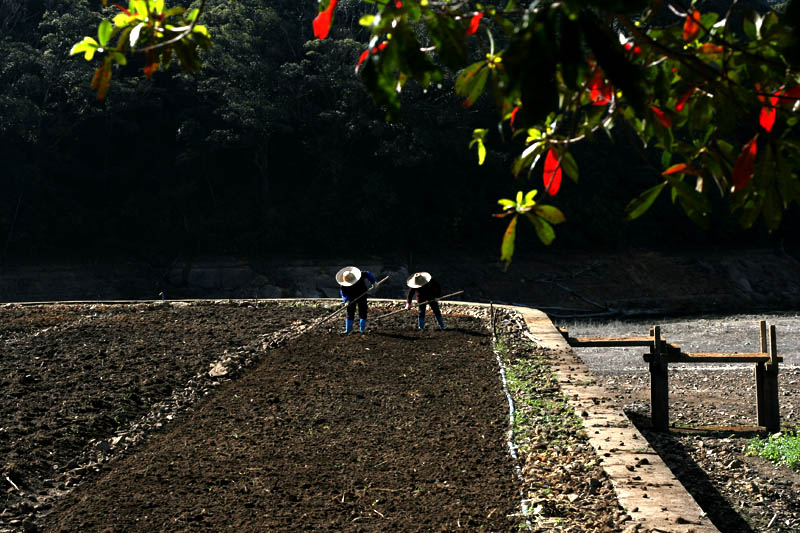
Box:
[746,428,800,471]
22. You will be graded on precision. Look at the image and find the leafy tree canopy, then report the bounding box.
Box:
[71,0,800,265]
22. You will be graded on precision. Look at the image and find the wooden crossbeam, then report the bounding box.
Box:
[672,352,783,364]
[567,335,659,347]
[564,320,782,432]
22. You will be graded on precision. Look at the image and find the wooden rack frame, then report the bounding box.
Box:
[559,320,782,432]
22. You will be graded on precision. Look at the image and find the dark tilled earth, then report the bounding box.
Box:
[3,300,800,532]
[2,301,627,533]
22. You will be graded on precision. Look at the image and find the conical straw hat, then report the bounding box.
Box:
[406,272,431,288]
[336,266,362,286]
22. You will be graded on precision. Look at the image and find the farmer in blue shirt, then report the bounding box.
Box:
[336,266,377,333]
[406,272,446,330]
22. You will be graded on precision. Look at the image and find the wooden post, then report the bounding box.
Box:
[649,325,669,431]
[763,324,781,432]
[755,320,767,426]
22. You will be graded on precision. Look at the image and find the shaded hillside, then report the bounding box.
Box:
[1,0,797,265]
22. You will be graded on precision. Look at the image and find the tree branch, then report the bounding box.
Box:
[138,0,206,53]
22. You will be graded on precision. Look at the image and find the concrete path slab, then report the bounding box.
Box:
[514,306,719,533]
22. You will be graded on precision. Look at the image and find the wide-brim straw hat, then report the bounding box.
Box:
[336,266,362,286]
[407,272,431,288]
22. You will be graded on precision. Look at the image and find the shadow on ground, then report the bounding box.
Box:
[626,411,757,533]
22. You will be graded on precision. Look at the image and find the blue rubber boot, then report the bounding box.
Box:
[436,316,446,330]
[359,319,367,333]
[343,319,354,334]
[417,316,425,330]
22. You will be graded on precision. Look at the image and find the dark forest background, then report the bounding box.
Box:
[1,0,797,267]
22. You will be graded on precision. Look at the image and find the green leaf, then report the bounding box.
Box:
[132,0,147,15]
[666,176,709,214]
[164,7,186,17]
[700,12,719,30]
[98,19,112,47]
[456,61,489,106]
[561,151,579,183]
[111,51,127,65]
[743,17,757,41]
[716,139,735,161]
[739,198,763,229]
[427,14,468,69]
[497,198,516,209]
[513,141,544,177]
[523,189,538,206]
[393,23,438,86]
[113,13,131,27]
[625,182,667,221]
[469,128,488,165]
[525,213,556,245]
[193,25,210,38]
[777,167,800,204]
[533,204,566,224]
[70,37,99,61]
[762,186,783,232]
[476,139,487,165]
[359,15,375,26]
[500,215,518,266]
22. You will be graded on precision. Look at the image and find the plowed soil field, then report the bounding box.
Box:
[2,301,527,532]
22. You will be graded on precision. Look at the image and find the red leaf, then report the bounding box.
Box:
[754,82,767,104]
[758,90,782,132]
[732,135,758,192]
[144,50,158,79]
[589,70,612,105]
[675,87,695,112]
[91,63,112,101]
[395,1,402,7]
[354,42,388,73]
[624,42,642,56]
[650,106,672,128]
[777,85,800,105]
[543,149,562,196]
[698,43,723,54]
[759,106,776,132]
[312,0,338,39]
[509,106,519,129]
[466,13,483,36]
[355,49,369,72]
[663,163,688,175]
[683,9,702,42]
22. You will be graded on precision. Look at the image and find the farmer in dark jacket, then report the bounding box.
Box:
[406,272,446,330]
[336,266,377,333]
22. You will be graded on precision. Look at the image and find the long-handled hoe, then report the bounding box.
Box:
[373,290,464,321]
[311,275,391,328]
